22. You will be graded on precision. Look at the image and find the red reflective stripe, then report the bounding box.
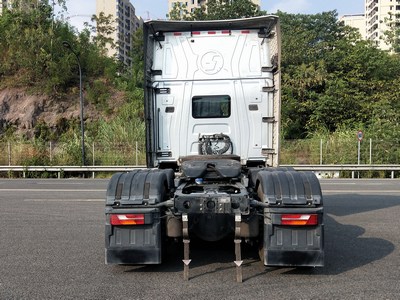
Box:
[208,31,216,34]
[221,30,230,34]
[192,31,201,35]
[174,32,182,36]
[281,214,318,226]
[241,30,250,34]
[110,214,145,225]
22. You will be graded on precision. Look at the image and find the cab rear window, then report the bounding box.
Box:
[192,95,231,118]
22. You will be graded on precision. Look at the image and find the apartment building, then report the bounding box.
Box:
[96,0,143,66]
[340,1,400,51]
[339,14,366,39]
[365,0,400,50]
[168,0,261,15]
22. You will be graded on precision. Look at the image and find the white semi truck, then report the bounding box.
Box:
[105,16,324,282]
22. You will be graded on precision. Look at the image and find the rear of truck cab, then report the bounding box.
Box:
[105,16,324,277]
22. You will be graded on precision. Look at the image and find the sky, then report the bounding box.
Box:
[58,0,365,32]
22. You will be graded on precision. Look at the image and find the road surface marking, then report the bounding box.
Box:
[322,190,400,194]
[0,189,104,192]
[23,199,104,202]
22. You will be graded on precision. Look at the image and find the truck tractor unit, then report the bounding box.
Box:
[105,16,324,282]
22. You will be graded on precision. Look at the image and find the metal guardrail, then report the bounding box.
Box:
[280,164,400,171]
[0,165,146,172]
[0,164,399,178]
[281,164,400,178]
[0,165,146,178]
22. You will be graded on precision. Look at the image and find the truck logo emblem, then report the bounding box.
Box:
[200,51,224,75]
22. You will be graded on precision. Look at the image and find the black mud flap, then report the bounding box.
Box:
[105,207,163,264]
[262,207,324,267]
[257,170,324,267]
[105,169,173,264]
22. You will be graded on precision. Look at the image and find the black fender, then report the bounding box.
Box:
[256,170,322,206]
[106,169,174,206]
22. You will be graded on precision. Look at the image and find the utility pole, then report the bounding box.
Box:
[62,41,86,166]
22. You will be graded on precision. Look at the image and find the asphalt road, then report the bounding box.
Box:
[0,178,399,299]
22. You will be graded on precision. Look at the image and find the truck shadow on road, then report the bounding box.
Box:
[121,237,248,275]
[280,194,397,276]
[119,194,397,278]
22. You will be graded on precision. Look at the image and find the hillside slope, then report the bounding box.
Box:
[0,88,115,139]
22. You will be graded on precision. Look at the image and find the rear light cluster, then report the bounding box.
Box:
[110,214,318,226]
[281,214,318,226]
[110,214,145,225]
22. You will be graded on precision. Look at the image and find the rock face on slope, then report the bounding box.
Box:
[0,88,101,138]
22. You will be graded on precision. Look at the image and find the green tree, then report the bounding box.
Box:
[86,12,117,57]
[206,0,261,20]
[10,0,65,10]
[168,2,191,20]
[0,2,121,94]
[277,11,400,138]
[383,12,400,53]
[0,3,71,90]
[131,28,144,88]
[169,0,261,21]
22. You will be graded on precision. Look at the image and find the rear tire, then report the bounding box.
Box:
[257,185,265,263]
[258,245,264,264]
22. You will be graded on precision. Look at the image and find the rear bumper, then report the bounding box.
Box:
[105,247,162,264]
[263,209,324,267]
[264,248,324,267]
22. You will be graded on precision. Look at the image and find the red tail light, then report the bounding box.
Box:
[281,214,318,226]
[110,214,145,225]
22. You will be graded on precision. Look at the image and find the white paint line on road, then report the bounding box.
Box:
[320,182,357,185]
[323,190,400,194]
[0,189,104,192]
[23,199,104,202]
[321,182,397,186]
